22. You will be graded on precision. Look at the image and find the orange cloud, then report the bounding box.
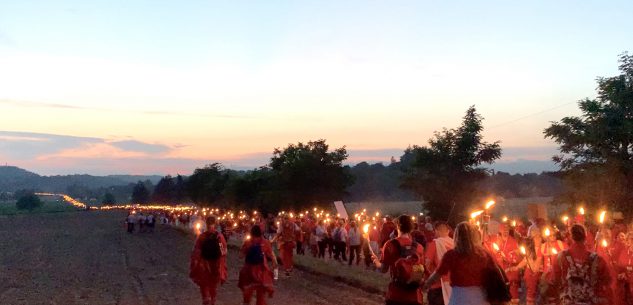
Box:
[37,142,149,160]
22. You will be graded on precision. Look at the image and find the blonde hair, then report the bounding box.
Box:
[454,222,482,255]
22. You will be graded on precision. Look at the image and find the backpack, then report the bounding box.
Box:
[245,242,265,265]
[559,251,600,305]
[200,232,222,260]
[281,222,295,242]
[390,239,425,290]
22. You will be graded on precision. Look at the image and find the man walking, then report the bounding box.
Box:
[189,216,227,305]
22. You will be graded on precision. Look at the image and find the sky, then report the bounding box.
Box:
[0,0,631,175]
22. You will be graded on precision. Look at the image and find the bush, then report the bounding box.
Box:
[16,194,43,211]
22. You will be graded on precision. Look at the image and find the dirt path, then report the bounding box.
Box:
[0,211,383,305]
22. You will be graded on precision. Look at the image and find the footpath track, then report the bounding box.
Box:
[0,211,382,305]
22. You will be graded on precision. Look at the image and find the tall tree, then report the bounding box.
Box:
[131,181,151,204]
[152,175,175,203]
[401,106,501,222]
[187,163,230,206]
[545,52,633,215]
[174,174,188,203]
[269,139,354,210]
[101,192,117,205]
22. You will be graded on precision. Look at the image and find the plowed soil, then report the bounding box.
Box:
[0,211,383,305]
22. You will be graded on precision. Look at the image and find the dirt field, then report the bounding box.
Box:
[0,211,383,305]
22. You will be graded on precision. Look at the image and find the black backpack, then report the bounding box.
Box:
[200,232,222,260]
[245,242,265,265]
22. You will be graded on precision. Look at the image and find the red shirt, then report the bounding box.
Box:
[552,242,612,304]
[380,236,425,304]
[436,248,488,287]
[189,230,228,286]
[380,221,397,245]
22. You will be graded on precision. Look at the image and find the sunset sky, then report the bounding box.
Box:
[1,1,631,175]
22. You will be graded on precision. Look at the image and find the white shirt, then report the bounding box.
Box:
[347,227,362,246]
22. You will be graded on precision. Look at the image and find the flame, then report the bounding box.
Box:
[562,215,569,222]
[492,242,500,251]
[579,207,585,215]
[511,220,517,227]
[502,216,508,223]
[246,235,251,240]
[602,239,608,248]
[363,224,370,234]
[195,223,201,230]
[544,228,551,237]
[411,216,416,221]
[485,200,496,209]
[470,210,484,219]
[520,246,527,255]
[551,248,558,255]
[599,210,606,224]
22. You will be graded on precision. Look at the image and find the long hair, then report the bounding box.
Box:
[453,222,482,256]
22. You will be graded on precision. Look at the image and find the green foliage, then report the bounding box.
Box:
[152,175,175,203]
[401,106,501,222]
[16,193,44,211]
[131,181,151,204]
[187,163,230,206]
[544,52,633,215]
[269,139,354,210]
[101,192,116,205]
[346,162,415,201]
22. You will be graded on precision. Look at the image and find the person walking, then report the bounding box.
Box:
[315,220,327,259]
[238,225,278,305]
[424,222,454,305]
[373,215,425,305]
[189,216,228,305]
[333,220,348,262]
[552,224,612,305]
[347,221,362,266]
[276,216,298,276]
[125,211,136,233]
[424,222,496,305]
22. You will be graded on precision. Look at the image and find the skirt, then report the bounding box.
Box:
[448,286,490,305]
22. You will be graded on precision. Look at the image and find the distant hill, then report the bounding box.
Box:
[0,166,162,193]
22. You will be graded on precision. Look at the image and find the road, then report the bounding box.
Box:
[0,211,383,305]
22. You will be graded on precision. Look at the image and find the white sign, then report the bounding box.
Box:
[333,201,349,219]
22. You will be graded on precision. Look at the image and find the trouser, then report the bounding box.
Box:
[524,269,541,305]
[199,281,219,305]
[541,272,558,305]
[127,223,134,233]
[385,300,422,305]
[427,287,445,305]
[348,245,361,265]
[363,242,373,267]
[317,240,327,258]
[243,286,269,305]
[506,270,520,303]
[296,241,304,255]
[280,242,295,272]
[333,241,347,261]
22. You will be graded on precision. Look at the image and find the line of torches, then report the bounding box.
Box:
[487,205,611,258]
[41,192,614,253]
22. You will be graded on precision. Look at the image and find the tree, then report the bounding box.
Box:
[101,192,116,205]
[0,191,9,202]
[187,163,230,206]
[401,106,501,222]
[16,193,43,211]
[545,52,633,215]
[269,139,354,210]
[152,175,175,204]
[131,181,151,204]
[174,174,188,203]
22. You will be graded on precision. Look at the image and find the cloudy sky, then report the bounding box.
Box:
[0,1,631,175]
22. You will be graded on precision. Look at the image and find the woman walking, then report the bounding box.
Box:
[238,225,278,305]
[424,222,494,305]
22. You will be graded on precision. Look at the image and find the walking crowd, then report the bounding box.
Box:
[121,204,628,305]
